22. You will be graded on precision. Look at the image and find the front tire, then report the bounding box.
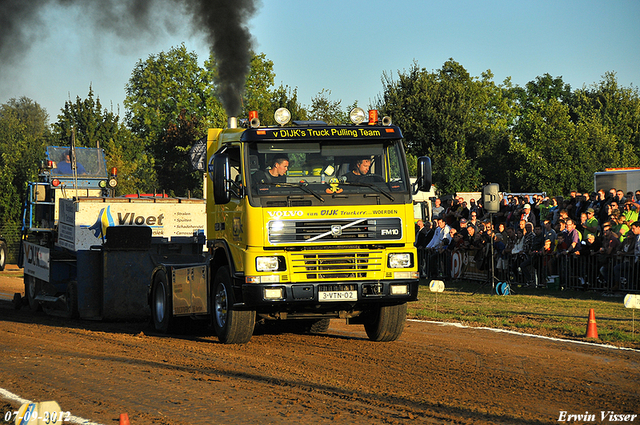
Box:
[307,318,331,334]
[25,275,42,312]
[212,266,255,344]
[363,303,407,342]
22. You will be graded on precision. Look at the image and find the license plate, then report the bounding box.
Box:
[318,291,358,302]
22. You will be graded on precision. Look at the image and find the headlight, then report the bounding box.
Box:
[263,287,284,300]
[388,253,412,268]
[274,108,291,126]
[256,256,279,272]
[349,107,366,124]
[390,284,409,295]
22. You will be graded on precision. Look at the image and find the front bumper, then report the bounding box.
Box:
[239,279,419,312]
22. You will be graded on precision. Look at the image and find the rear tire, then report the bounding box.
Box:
[363,303,407,342]
[151,270,175,333]
[62,281,78,319]
[212,266,255,344]
[25,275,42,312]
[0,240,6,271]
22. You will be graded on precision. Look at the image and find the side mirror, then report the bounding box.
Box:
[414,156,432,193]
[209,154,231,204]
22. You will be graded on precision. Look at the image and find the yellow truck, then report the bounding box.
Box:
[151,107,431,343]
[20,110,431,345]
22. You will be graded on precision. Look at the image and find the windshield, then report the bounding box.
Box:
[247,139,410,206]
[47,146,108,178]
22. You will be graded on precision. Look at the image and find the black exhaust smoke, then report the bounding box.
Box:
[0,0,258,116]
[185,0,257,117]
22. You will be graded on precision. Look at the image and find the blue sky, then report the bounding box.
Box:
[1,0,638,121]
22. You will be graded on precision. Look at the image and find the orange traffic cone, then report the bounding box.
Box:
[586,308,598,338]
[119,413,130,425]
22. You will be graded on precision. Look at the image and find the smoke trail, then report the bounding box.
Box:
[0,0,259,116]
[184,0,258,116]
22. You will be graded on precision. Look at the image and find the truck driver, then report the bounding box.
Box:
[344,157,372,183]
[252,155,289,185]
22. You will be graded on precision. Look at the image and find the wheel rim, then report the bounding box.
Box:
[154,282,166,323]
[215,284,228,328]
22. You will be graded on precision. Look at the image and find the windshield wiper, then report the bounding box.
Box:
[339,181,395,201]
[260,182,325,202]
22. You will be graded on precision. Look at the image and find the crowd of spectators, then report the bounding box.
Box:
[415,188,640,292]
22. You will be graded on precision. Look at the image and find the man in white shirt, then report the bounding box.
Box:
[426,218,451,277]
[426,218,451,250]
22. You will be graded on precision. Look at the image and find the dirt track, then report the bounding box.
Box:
[0,269,639,424]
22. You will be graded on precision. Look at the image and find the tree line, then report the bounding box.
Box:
[1,45,639,234]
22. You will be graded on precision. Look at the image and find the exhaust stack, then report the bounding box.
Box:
[228,117,238,129]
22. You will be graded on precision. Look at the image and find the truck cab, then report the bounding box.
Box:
[197,108,431,343]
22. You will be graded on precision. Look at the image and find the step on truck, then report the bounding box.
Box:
[188,107,431,343]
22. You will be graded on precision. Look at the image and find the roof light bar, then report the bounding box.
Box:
[349,107,366,124]
[368,110,378,124]
[274,108,291,126]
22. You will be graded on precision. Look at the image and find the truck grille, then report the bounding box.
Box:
[268,218,402,244]
[291,252,383,280]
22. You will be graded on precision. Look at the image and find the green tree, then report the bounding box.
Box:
[240,52,276,121]
[378,60,485,194]
[575,72,640,164]
[52,88,147,195]
[156,109,204,198]
[509,98,581,194]
[0,97,49,227]
[269,84,308,123]
[309,89,346,124]
[125,44,215,148]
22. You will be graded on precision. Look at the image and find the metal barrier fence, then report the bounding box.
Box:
[419,247,639,293]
